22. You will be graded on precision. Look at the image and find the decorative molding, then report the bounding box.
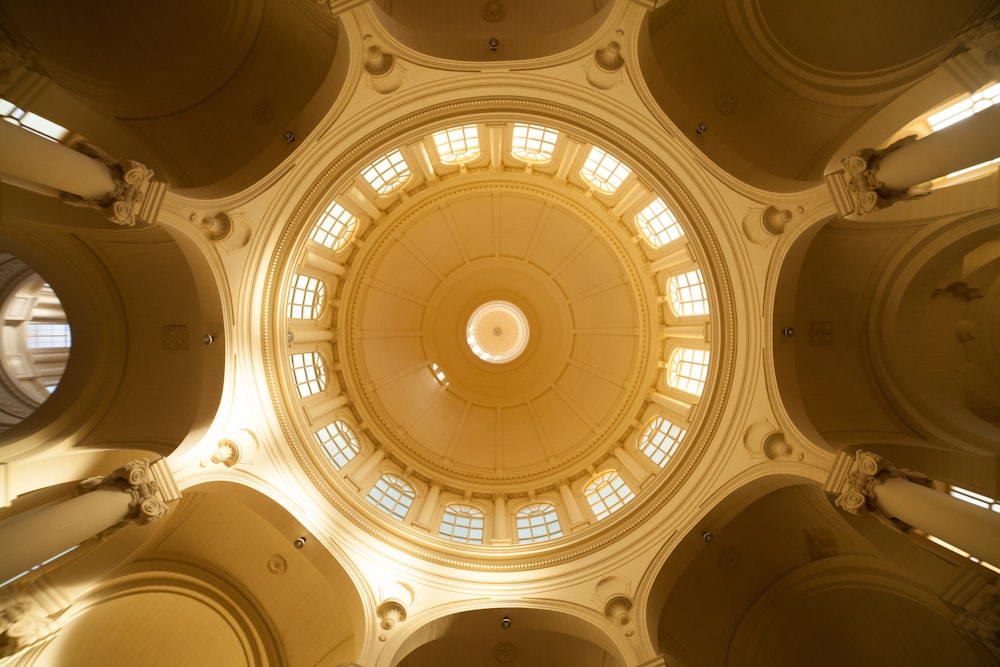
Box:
[741,420,795,460]
[587,40,624,90]
[824,450,932,531]
[741,206,792,245]
[944,570,1000,655]
[376,599,407,630]
[364,44,403,95]
[59,142,167,226]
[482,0,506,23]
[199,213,234,242]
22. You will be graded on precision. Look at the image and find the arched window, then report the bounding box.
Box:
[1,268,71,417]
[287,274,326,319]
[516,503,563,543]
[362,149,410,195]
[585,471,634,520]
[666,347,710,397]
[290,351,327,398]
[636,197,684,248]
[667,269,709,317]
[928,82,1000,132]
[26,323,71,349]
[433,125,480,164]
[511,123,559,163]
[439,504,485,544]
[314,420,360,470]
[639,416,686,468]
[0,98,69,142]
[580,146,631,194]
[367,473,415,521]
[310,200,358,251]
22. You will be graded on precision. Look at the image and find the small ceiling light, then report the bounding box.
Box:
[489,37,499,52]
[283,130,296,143]
[696,123,708,135]
[501,616,512,629]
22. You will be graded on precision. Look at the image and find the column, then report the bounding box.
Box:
[829,103,1000,215]
[0,121,166,226]
[825,450,1000,566]
[0,459,181,585]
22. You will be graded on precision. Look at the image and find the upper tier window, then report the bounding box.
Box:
[27,323,71,349]
[636,198,684,248]
[434,124,480,164]
[928,82,1000,132]
[585,471,634,520]
[314,420,360,470]
[667,347,709,397]
[516,503,564,543]
[287,274,326,320]
[367,473,415,521]
[362,149,410,195]
[640,416,686,468]
[311,200,358,251]
[511,123,559,163]
[667,269,709,317]
[0,98,69,142]
[439,504,485,544]
[580,146,631,194]
[290,351,327,398]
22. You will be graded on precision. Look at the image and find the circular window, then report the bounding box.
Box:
[465,300,529,364]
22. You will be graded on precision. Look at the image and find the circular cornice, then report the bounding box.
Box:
[260,96,739,569]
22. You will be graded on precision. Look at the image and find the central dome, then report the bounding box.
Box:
[466,300,529,363]
[339,177,656,492]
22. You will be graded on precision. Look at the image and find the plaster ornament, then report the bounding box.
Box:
[841,136,931,215]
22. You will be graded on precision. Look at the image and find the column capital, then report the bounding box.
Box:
[79,459,180,526]
[835,135,930,216]
[824,450,932,530]
[60,142,167,227]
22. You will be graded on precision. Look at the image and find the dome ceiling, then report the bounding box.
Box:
[270,113,724,552]
[340,177,655,493]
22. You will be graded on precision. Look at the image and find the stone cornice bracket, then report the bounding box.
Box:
[824,450,932,531]
[828,135,929,216]
[59,142,168,227]
[79,459,181,526]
